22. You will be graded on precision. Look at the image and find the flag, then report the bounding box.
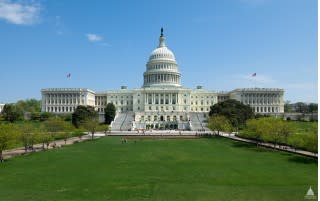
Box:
[252,73,256,77]
[67,73,71,78]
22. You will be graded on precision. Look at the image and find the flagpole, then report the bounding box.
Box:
[252,73,257,88]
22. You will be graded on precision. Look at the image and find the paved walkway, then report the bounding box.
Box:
[2,134,96,160]
[218,132,318,158]
[2,130,317,160]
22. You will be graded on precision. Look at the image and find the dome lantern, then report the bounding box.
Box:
[159,27,166,48]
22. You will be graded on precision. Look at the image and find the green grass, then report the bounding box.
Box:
[0,137,317,201]
[287,121,317,135]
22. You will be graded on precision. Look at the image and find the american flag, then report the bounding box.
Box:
[67,73,71,78]
[252,73,256,77]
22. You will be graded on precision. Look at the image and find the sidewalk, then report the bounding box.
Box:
[2,134,96,160]
[219,132,318,158]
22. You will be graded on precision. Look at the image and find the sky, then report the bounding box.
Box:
[0,0,317,103]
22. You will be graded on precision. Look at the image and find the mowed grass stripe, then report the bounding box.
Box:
[0,137,317,201]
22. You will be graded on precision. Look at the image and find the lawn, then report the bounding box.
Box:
[0,136,317,201]
[287,121,317,135]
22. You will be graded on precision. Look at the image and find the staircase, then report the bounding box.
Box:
[111,112,134,131]
[111,113,127,131]
[189,112,210,131]
[120,111,134,131]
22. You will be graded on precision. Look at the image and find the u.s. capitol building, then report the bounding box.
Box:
[41,29,284,131]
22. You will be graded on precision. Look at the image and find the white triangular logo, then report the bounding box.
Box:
[305,186,316,200]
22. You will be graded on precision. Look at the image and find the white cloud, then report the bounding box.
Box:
[0,0,41,25]
[86,33,103,42]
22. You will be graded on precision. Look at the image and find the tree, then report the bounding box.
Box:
[242,118,265,146]
[208,115,233,135]
[44,117,72,139]
[57,123,73,144]
[209,99,254,130]
[303,133,317,154]
[277,120,293,146]
[72,106,97,128]
[15,99,41,114]
[0,124,19,162]
[83,117,99,140]
[243,117,293,148]
[104,103,116,124]
[40,112,54,121]
[284,101,292,113]
[39,132,53,150]
[72,128,86,140]
[1,104,23,122]
[19,123,36,153]
[308,103,318,113]
[295,102,308,113]
[98,124,110,134]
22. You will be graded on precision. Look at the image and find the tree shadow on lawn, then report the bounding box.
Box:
[231,141,270,153]
[288,155,317,164]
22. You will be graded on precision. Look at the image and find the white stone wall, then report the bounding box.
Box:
[41,88,95,113]
[230,88,284,114]
[190,88,217,113]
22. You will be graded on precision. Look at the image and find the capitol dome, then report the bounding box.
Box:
[148,45,176,62]
[143,28,181,88]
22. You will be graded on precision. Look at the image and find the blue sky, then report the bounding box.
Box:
[0,0,317,103]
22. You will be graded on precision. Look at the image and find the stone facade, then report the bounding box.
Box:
[41,29,284,130]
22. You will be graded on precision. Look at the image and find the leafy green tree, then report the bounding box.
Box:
[1,104,23,122]
[284,101,292,113]
[40,112,54,121]
[15,99,41,114]
[98,124,110,134]
[308,103,318,113]
[303,133,317,153]
[208,115,233,135]
[30,112,41,121]
[44,117,72,139]
[288,134,303,151]
[19,123,36,152]
[243,118,266,146]
[104,103,116,124]
[83,117,99,140]
[243,117,294,148]
[278,120,294,146]
[0,124,19,162]
[39,132,53,150]
[72,106,97,128]
[295,102,308,113]
[57,123,73,144]
[72,128,86,140]
[209,99,254,130]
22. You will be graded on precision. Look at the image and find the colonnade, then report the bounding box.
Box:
[241,93,282,105]
[144,93,178,105]
[144,73,180,85]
